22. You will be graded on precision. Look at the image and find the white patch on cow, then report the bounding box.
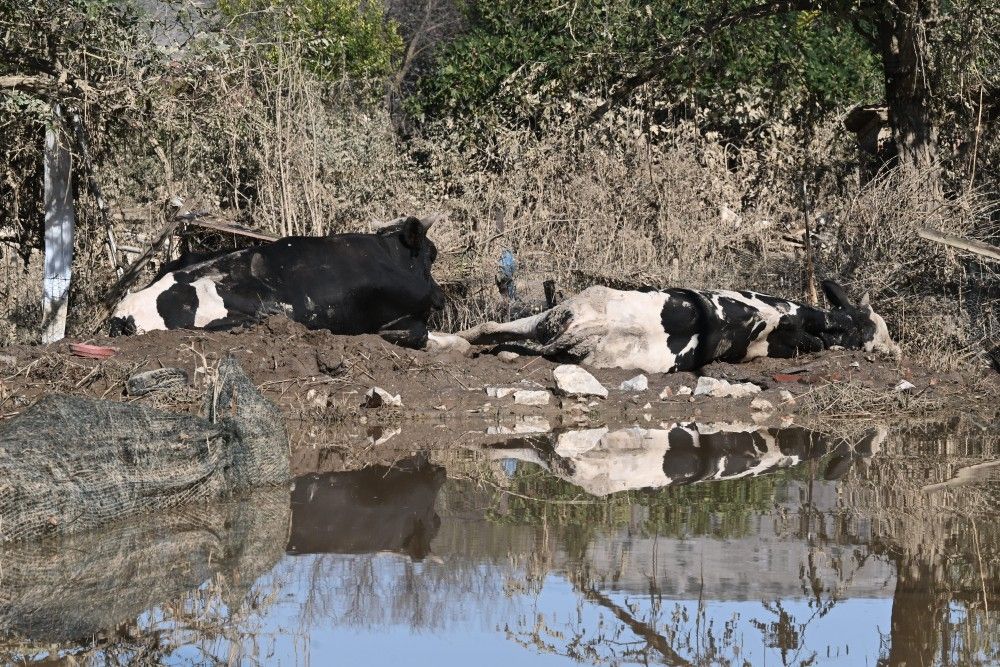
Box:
[112,273,176,333]
[191,276,229,327]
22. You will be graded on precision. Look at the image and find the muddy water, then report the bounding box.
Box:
[0,421,997,666]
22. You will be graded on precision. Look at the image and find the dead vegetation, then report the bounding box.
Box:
[1,6,997,380]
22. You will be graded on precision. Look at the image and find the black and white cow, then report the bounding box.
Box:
[458,280,900,372]
[110,216,445,348]
[486,423,884,496]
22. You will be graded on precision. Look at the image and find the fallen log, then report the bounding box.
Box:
[917,227,1000,263]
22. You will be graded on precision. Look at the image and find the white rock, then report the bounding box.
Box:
[516,416,551,433]
[425,332,473,356]
[676,386,693,396]
[619,374,649,391]
[497,351,520,363]
[642,402,652,410]
[553,364,608,398]
[750,397,774,412]
[486,386,517,399]
[363,387,402,408]
[778,390,796,405]
[514,389,551,406]
[658,386,674,399]
[895,380,916,392]
[368,427,401,446]
[694,376,761,398]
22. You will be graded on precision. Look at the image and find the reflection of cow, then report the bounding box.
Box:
[459,281,900,372]
[487,424,884,496]
[287,456,445,560]
[110,216,445,348]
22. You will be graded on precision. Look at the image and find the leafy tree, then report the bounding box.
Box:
[414,0,997,187]
[219,0,403,80]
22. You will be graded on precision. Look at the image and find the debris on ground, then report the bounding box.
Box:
[364,387,403,408]
[553,364,608,398]
[620,374,649,391]
[694,376,762,398]
[126,368,189,397]
[513,389,551,406]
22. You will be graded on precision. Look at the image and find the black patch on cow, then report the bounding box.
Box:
[156,283,198,329]
[701,429,766,478]
[661,289,723,371]
[662,427,709,484]
[765,316,825,358]
[821,280,853,308]
[824,455,855,480]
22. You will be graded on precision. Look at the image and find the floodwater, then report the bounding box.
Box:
[1,420,997,666]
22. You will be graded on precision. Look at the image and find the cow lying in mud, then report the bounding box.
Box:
[458,281,900,372]
[110,216,444,349]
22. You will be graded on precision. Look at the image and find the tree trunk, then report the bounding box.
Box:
[877,1,941,182]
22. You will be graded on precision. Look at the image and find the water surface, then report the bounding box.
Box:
[1,420,996,666]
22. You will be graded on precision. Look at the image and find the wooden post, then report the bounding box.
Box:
[800,180,819,306]
[42,105,75,344]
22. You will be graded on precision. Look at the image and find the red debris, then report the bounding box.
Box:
[69,343,117,359]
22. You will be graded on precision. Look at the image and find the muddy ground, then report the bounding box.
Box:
[1,316,995,448]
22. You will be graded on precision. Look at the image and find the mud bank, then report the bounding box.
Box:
[0,316,995,430]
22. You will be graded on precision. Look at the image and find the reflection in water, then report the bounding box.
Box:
[287,455,445,559]
[0,422,996,666]
[485,422,884,495]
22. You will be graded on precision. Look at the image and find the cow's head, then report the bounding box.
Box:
[821,280,901,360]
[378,215,446,311]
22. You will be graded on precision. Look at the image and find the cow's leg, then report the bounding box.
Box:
[379,317,430,349]
[765,326,825,359]
[457,311,548,345]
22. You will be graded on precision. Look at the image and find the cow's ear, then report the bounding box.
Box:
[821,280,853,309]
[859,292,871,307]
[400,216,426,249]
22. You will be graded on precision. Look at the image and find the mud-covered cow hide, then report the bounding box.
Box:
[458,280,900,372]
[110,216,445,349]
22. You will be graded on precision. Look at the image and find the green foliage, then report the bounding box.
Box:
[219,0,403,80]
[413,0,881,136]
[488,463,790,553]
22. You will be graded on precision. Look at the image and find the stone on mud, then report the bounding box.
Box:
[486,386,517,399]
[750,397,775,412]
[694,376,762,398]
[363,387,403,408]
[497,351,520,363]
[514,389,552,406]
[619,374,649,392]
[553,365,608,398]
[425,332,473,356]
